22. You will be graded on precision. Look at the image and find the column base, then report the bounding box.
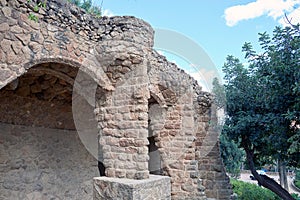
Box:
[93,175,171,200]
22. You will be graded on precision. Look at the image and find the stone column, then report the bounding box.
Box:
[95,66,150,179]
[94,38,152,180]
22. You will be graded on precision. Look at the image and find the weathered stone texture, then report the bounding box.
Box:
[0,62,76,129]
[93,175,171,200]
[0,122,98,200]
[0,0,232,199]
[196,105,232,200]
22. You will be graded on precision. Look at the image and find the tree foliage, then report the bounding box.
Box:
[212,77,245,178]
[68,0,102,16]
[28,0,102,22]
[219,133,245,178]
[222,25,300,199]
[212,77,226,110]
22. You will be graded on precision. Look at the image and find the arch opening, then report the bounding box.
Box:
[0,62,77,129]
[148,96,164,175]
[0,62,99,199]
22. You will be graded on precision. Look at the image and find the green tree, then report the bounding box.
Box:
[212,77,226,110]
[212,77,245,178]
[219,134,245,178]
[222,25,300,200]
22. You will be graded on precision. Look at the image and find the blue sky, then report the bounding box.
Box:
[95,0,300,90]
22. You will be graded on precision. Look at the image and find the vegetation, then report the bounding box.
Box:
[219,123,245,178]
[212,78,245,178]
[28,0,102,22]
[231,179,280,200]
[67,0,102,16]
[294,194,300,200]
[27,0,46,22]
[212,77,226,110]
[295,180,300,189]
[220,24,300,199]
[295,169,300,189]
[231,179,300,200]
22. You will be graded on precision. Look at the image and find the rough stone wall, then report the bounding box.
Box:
[145,52,208,199]
[0,62,77,129]
[0,0,232,199]
[94,37,151,180]
[0,122,98,200]
[196,105,232,199]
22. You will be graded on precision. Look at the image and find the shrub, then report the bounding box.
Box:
[296,169,300,180]
[295,180,300,189]
[291,193,300,200]
[231,179,300,200]
[230,179,280,200]
[295,169,300,191]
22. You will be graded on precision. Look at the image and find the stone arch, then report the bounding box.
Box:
[148,95,166,175]
[1,56,114,91]
[0,60,100,199]
[1,0,233,199]
[0,61,78,128]
[1,56,113,159]
[146,53,211,198]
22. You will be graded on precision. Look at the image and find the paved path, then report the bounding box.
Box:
[238,172,300,195]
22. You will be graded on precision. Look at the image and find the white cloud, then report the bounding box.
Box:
[102,9,114,17]
[278,6,300,26]
[224,0,300,27]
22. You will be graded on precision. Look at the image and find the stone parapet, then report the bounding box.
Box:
[93,175,171,200]
[3,0,154,46]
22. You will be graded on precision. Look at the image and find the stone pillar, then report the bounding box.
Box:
[95,72,150,179]
[93,175,171,200]
[94,40,151,179]
[152,90,207,199]
[196,104,232,200]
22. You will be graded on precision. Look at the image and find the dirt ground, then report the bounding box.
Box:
[238,172,300,195]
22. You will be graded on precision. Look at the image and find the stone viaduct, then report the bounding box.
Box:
[0,0,232,199]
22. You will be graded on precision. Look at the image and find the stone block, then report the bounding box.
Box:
[93,175,171,200]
